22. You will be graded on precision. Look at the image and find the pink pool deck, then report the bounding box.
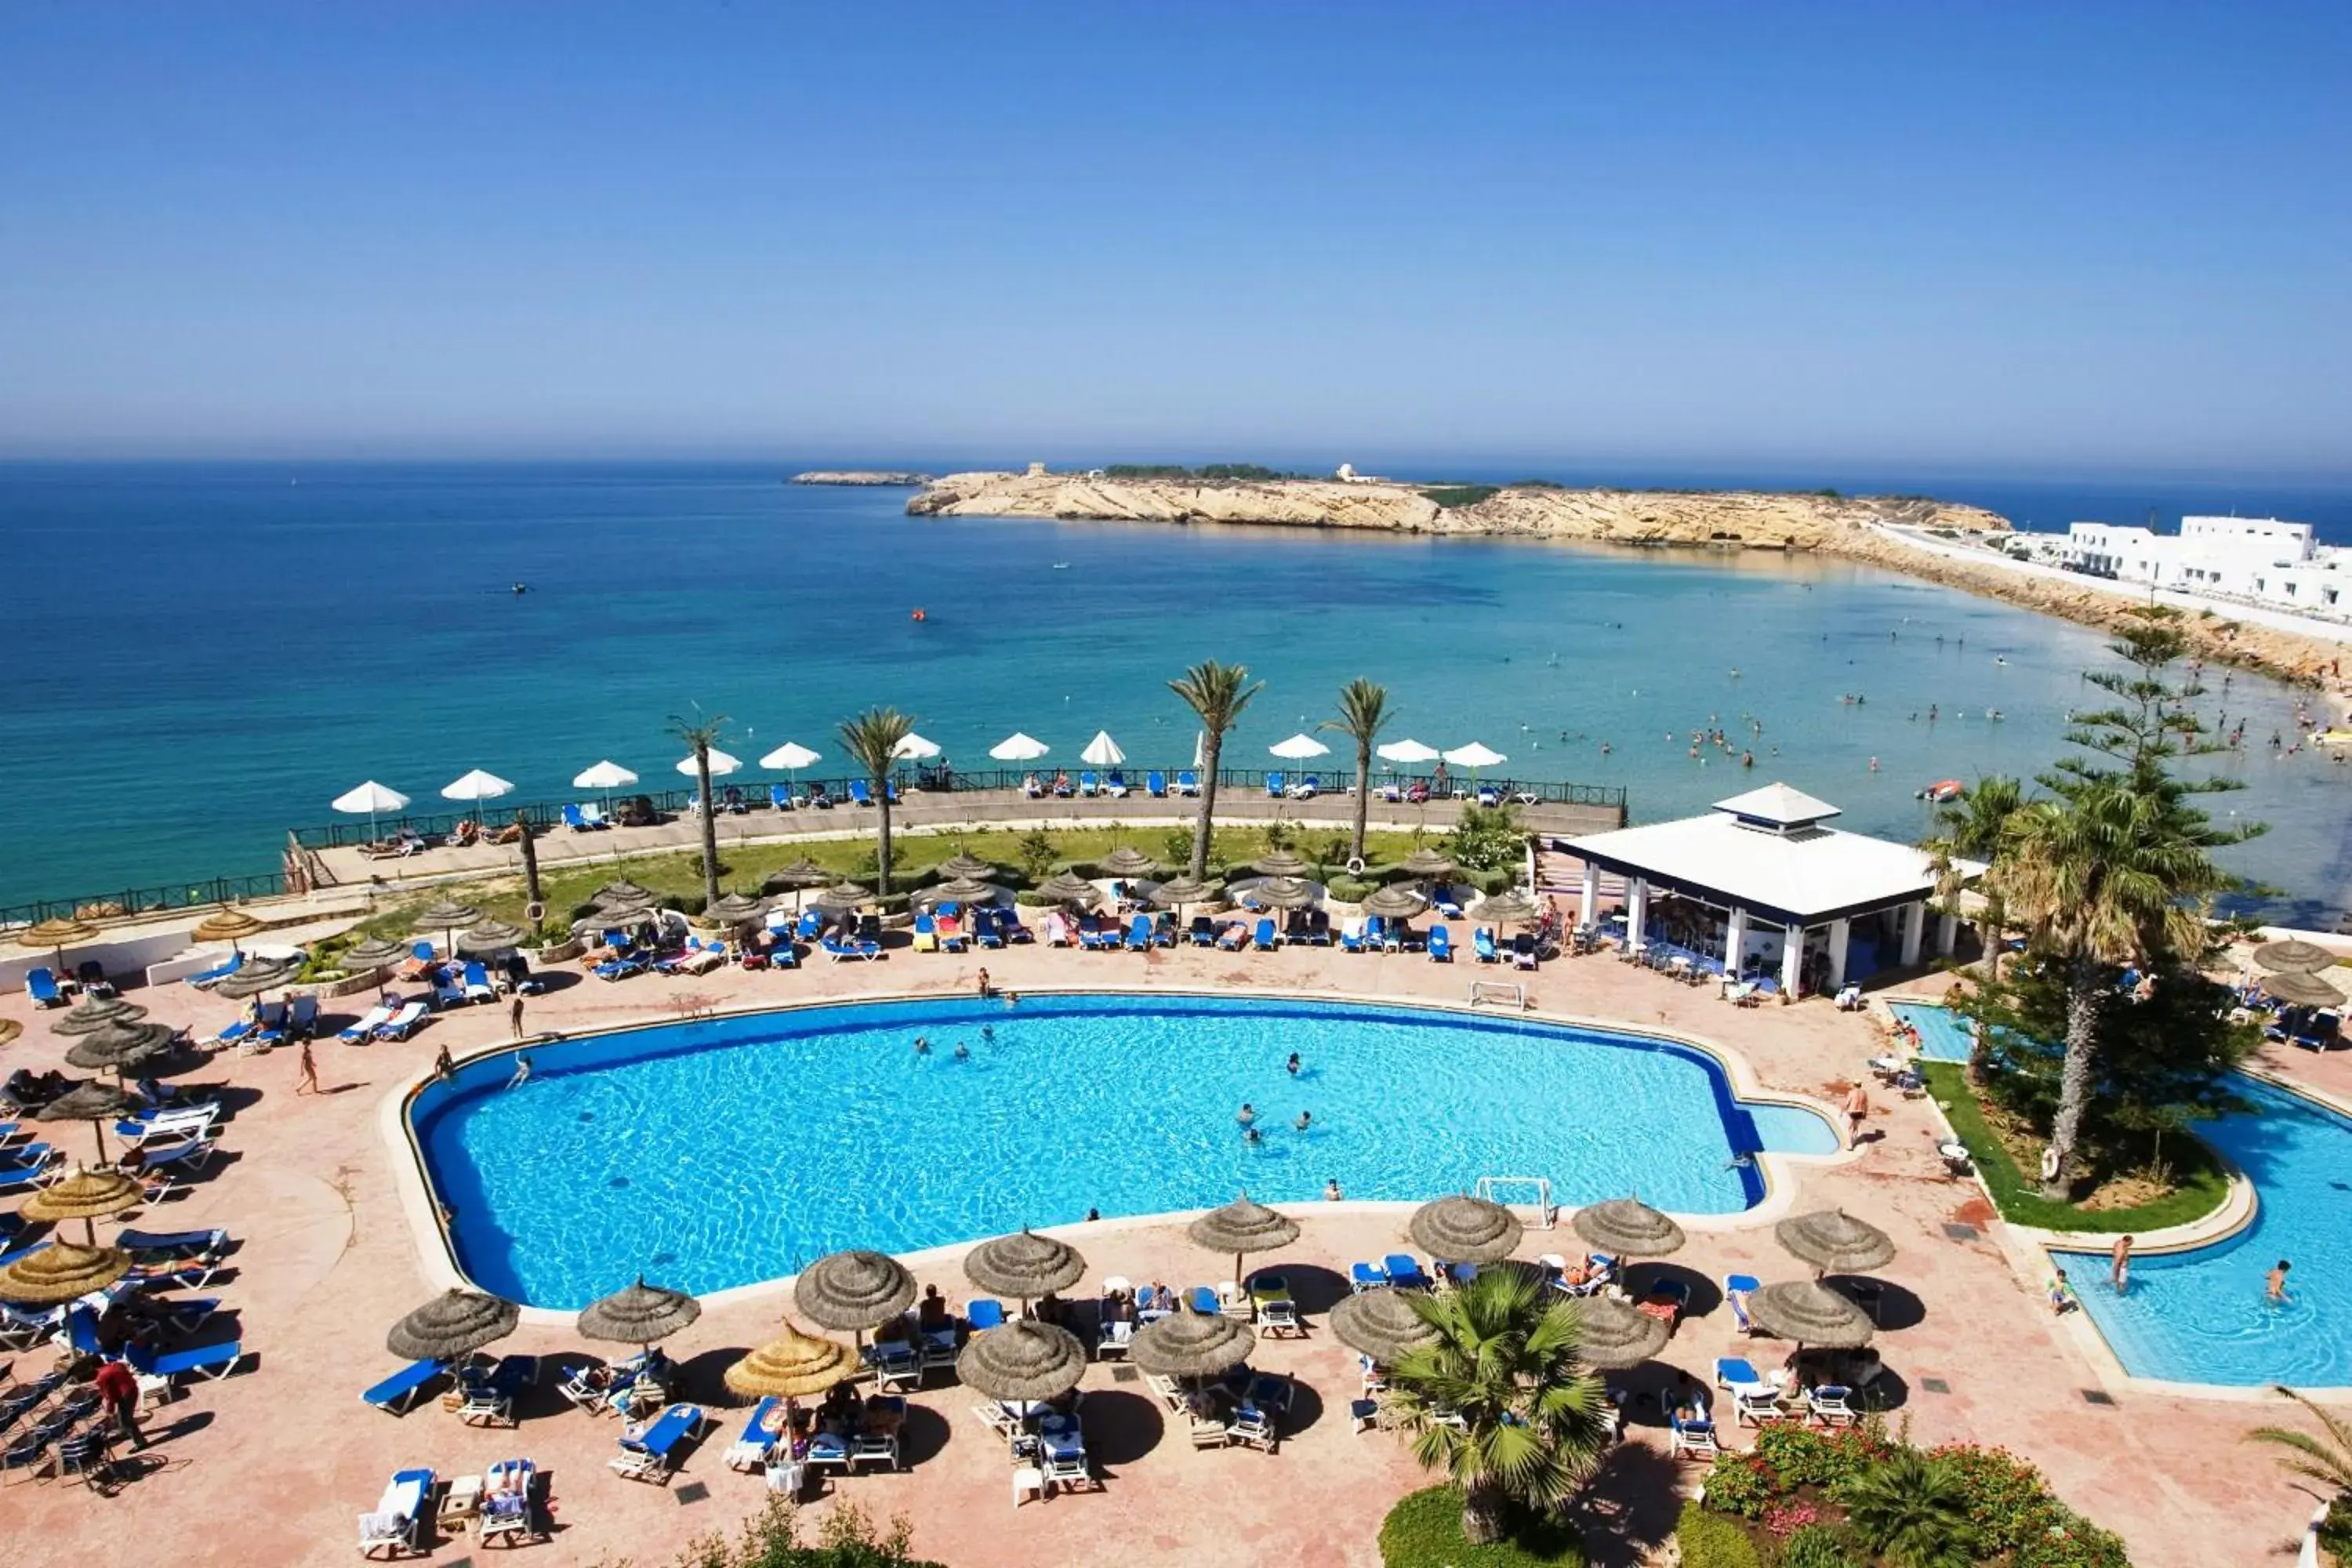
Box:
[2,942,2343,1568]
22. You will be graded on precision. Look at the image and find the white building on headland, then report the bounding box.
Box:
[2062,515,2343,613]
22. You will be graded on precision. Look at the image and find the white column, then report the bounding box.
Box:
[1828,916,1852,989]
[1627,878,1650,952]
[1780,924,1806,994]
[1936,910,1959,957]
[1725,906,1749,975]
[1578,862,1599,929]
[1899,901,1926,966]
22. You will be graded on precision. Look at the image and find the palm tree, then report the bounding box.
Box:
[1839,1450,1977,1568]
[1993,779,2234,1197]
[1167,660,1264,880]
[1320,677,1392,866]
[1382,1267,1612,1546]
[2249,1385,2352,1512]
[1923,775,2024,988]
[838,707,916,894]
[668,710,730,913]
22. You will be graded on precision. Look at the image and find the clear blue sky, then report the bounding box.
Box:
[2,2,2347,471]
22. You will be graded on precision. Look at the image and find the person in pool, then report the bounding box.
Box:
[2267,1259,2292,1303]
[953,1041,970,1060]
[1236,1103,1256,1127]
[506,1054,532,1090]
[1294,1110,1312,1132]
[1243,1127,1261,1146]
[1286,1053,1301,1076]
[1324,1178,1343,1201]
[914,1036,931,1055]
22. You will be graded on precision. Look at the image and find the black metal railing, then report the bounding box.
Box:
[2,872,289,931]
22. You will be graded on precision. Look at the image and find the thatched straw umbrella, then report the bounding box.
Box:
[214,957,299,1000]
[1742,1279,1875,1349]
[1187,1192,1300,1287]
[725,1323,859,1399]
[1472,890,1539,929]
[2255,938,2339,974]
[1250,849,1312,879]
[23,1165,145,1244]
[1149,875,1221,910]
[811,881,874,915]
[921,876,1000,908]
[956,1319,1088,1405]
[1572,1294,1672,1371]
[2261,968,2347,1009]
[387,1288,521,1362]
[1400,847,1457,879]
[762,859,833,902]
[36,1080,139,1163]
[1130,1302,1253,1381]
[64,1022,177,1081]
[964,1229,1087,1309]
[342,936,411,975]
[1242,876,1318,909]
[192,906,265,953]
[0,1020,19,1047]
[459,919,528,955]
[699,893,771,928]
[935,851,998,884]
[595,879,656,906]
[1363,883,1428,919]
[793,1250,916,1342]
[0,1241,130,1304]
[1329,1287,1436,1366]
[1099,845,1160,880]
[1572,1197,1687,1269]
[16,917,99,972]
[1410,1194,1523,1265]
[414,898,483,959]
[1033,870,1101,908]
[577,1277,702,1350]
[50,993,147,1036]
[1775,1210,1895,1277]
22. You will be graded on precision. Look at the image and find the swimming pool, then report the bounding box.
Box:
[2053,1076,2352,1389]
[1886,1000,1975,1063]
[409,993,1839,1309]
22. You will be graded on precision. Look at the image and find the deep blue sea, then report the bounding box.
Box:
[5,462,2350,922]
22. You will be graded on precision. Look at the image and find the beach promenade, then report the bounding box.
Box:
[2,942,2340,1567]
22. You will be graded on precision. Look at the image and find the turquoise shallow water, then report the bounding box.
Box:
[1887,1001,1976,1062]
[2054,1077,2352,1388]
[412,993,1839,1310]
[5,463,2349,920]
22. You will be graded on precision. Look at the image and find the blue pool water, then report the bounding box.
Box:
[1886,1001,1975,1063]
[2054,1076,2352,1388]
[412,993,1839,1309]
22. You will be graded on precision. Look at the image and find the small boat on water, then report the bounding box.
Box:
[1918,779,1965,804]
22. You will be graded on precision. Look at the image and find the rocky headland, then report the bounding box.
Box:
[909,470,2339,685]
[792,470,933,486]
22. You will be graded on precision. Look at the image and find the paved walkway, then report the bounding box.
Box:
[1,942,2340,1567]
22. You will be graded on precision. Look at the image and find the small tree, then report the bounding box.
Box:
[1922,774,2024,1001]
[2249,1385,2352,1515]
[1168,659,1264,881]
[1320,677,1392,865]
[668,710,731,913]
[1382,1267,1612,1545]
[838,708,916,895]
[1446,801,1524,873]
[1838,1450,1977,1568]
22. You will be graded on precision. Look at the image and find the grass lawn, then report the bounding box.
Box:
[1921,1061,2230,1233]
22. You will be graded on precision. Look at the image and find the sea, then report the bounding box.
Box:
[5,461,2351,924]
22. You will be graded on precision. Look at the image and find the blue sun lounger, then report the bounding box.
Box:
[1427,924,1453,962]
[848,778,873,807]
[25,968,64,1007]
[593,949,648,981]
[562,803,591,831]
[1124,913,1154,951]
[965,1298,1006,1330]
[186,950,244,989]
[971,908,1005,949]
[1264,772,1284,799]
[1146,770,1167,797]
[1382,1254,1431,1290]
[1104,768,1129,797]
[1473,927,1500,964]
[1251,917,1278,952]
[119,1225,227,1262]
[376,1000,429,1038]
[462,961,496,1003]
[822,935,881,961]
[612,1401,705,1483]
[768,783,793,812]
[1076,916,1112,951]
[128,1337,244,1386]
[214,1013,260,1047]
[1176,768,1200,797]
[1078,771,1099,797]
[358,1467,435,1558]
[1350,1261,1388,1290]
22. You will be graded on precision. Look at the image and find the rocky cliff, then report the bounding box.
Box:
[909,470,2339,686]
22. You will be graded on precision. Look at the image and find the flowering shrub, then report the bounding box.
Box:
[1698,1451,1781,1519]
[1762,1500,1821,1538]
[1755,1424,1895,1490]
[1930,1443,2132,1567]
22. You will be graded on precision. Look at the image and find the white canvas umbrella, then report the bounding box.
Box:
[573,760,638,790]
[441,770,515,810]
[1080,731,1125,767]
[1442,742,1508,769]
[893,732,942,760]
[1192,731,1206,769]
[760,742,822,771]
[1269,732,1330,760]
[332,779,411,844]
[676,748,743,777]
[1377,739,1441,765]
[989,732,1051,763]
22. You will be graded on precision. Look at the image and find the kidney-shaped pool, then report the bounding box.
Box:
[409,992,1838,1308]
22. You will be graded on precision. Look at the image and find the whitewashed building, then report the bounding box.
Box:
[2061,516,2344,612]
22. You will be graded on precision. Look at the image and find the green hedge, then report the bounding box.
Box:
[1920,1062,2228,1232]
[1673,1502,1762,1568]
[1377,1487,1583,1566]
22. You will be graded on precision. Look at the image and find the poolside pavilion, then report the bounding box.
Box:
[1564,783,1980,996]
